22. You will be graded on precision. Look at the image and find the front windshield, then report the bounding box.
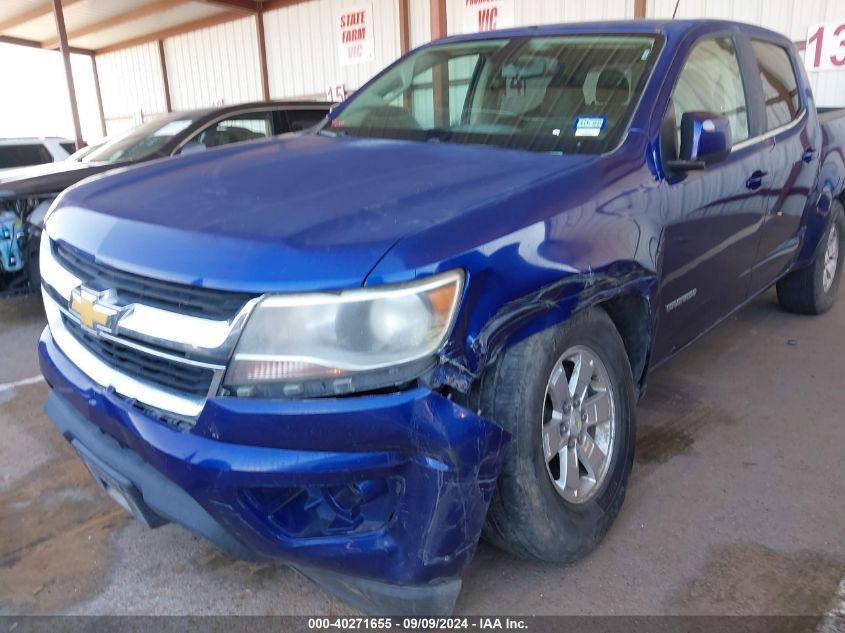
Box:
[82,117,195,163]
[329,34,660,154]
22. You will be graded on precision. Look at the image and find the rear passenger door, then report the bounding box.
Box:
[652,36,771,361]
[746,39,820,294]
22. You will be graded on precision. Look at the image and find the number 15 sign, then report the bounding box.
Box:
[806,22,845,72]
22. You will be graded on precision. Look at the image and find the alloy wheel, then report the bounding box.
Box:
[541,345,616,504]
[823,223,839,293]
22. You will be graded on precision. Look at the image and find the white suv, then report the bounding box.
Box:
[0,138,75,173]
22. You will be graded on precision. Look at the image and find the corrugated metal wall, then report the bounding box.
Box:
[92,0,844,128]
[442,0,635,34]
[409,0,431,49]
[96,42,166,135]
[512,0,636,25]
[164,16,263,110]
[263,0,401,99]
[648,0,845,107]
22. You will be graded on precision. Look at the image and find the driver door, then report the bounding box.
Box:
[652,36,771,362]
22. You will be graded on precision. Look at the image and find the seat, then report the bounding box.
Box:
[593,69,631,129]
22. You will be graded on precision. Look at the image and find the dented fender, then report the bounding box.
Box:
[429,263,659,395]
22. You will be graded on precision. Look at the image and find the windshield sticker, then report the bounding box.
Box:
[573,116,606,137]
[153,120,192,137]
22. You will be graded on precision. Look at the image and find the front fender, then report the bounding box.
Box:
[434,262,659,394]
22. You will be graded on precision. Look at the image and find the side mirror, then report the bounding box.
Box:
[178,141,206,156]
[666,112,732,172]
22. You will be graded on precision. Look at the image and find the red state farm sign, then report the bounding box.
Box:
[461,0,514,34]
[337,3,375,66]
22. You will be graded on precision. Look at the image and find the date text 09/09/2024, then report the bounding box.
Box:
[307,618,528,630]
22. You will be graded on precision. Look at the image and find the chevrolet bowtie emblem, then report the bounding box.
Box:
[69,287,123,334]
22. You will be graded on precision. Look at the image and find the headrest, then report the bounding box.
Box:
[595,69,630,105]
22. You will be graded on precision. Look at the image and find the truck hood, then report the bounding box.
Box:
[0,159,126,201]
[48,134,592,293]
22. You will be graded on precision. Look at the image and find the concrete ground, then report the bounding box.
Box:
[1,290,844,617]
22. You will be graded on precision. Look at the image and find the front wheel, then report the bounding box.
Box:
[475,308,636,563]
[776,201,844,315]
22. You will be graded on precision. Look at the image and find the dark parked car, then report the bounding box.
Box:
[36,20,845,615]
[0,101,330,296]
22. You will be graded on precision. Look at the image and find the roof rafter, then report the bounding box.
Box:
[0,33,93,55]
[42,0,191,49]
[95,10,245,54]
[0,0,84,34]
[195,0,259,13]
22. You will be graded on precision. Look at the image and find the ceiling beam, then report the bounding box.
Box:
[0,34,93,55]
[195,0,259,13]
[262,0,308,12]
[95,10,245,54]
[42,0,190,49]
[0,0,83,33]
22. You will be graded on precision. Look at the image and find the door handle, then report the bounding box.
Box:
[802,148,816,164]
[746,170,768,191]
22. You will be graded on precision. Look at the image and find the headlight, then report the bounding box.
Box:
[223,269,463,398]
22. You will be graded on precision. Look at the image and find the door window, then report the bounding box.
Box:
[0,144,52,168]
[667,37,750,150]
[751,40,802,130]
[186,112,273,151]
[286,109,328,132]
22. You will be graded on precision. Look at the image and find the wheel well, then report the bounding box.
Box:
[597,295,651,387]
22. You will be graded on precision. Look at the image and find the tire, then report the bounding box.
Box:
[474,308,636,563]
[776,201,845,315]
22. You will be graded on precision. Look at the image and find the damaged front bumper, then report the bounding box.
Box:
[38,327,510,615]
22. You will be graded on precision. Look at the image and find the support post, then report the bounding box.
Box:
[634,0,647,19]
[51,0,84,149]
[430,0,447,39]
[398,0,411,54]
[255,7,270,100]
[158,40,172,112]
[90,54,107,137]
[430,0,448,127]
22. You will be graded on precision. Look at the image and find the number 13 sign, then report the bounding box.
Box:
[806,22,845,72]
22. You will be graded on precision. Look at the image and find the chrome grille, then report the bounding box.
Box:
[62,315,215,398]
[53,241,255,321]
[40,234,255,420]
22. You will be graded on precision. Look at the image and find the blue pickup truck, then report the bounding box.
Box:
[37,20,845,615]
